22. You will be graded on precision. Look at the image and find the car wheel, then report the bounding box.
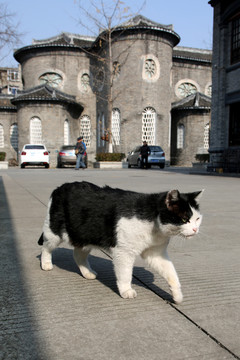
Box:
[21,164,25,169]
[159,164,165,169]
[45,164,49,169]
[57,161,62,168]
[128,162,131,168]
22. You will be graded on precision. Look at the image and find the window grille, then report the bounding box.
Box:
[232,16,240,64]
[142,107,156,145]
[30,117,42,144]
[204,123,209,149]
[64,120,69,145]
[0,124,4,148]
[177,124,185,149]
[39,73,62,88]
[10,123,18,150]
[80,115,91,147]
[112,109,120,145]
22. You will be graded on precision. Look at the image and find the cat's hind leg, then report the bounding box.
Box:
[73,247,97,280]
[141,246,183,304]
[40,230,62,271]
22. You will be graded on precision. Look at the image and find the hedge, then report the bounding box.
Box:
[95,153,125,162]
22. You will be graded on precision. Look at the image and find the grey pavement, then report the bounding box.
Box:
[1,167,240,360]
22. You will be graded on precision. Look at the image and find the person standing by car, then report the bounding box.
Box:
[75,136,86,170]
[140,140,150,169]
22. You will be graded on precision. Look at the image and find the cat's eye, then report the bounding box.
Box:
[181,217,189,223]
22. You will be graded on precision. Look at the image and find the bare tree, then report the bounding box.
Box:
[0,2,22,64]
[76,0,145,152]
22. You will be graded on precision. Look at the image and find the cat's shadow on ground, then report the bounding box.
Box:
[37,247,173,302]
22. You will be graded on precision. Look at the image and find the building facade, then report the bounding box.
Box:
[0,15,212,167]
[209,0,240,172]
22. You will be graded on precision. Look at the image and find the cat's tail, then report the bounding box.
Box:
[38,233,44,246]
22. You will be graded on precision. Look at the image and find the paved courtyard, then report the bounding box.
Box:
[1,167,240,360]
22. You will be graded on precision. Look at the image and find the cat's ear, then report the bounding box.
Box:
[165,190,180,212]
[192,190,204,204]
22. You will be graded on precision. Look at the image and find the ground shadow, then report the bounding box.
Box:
[0,177,47,360]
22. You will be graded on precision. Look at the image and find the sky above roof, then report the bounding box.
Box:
[1,0,213,67]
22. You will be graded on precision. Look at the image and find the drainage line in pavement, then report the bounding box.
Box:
[101,250,240,360]
[133,273,240,360]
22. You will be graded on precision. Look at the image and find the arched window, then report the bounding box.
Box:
[10,123,18,151]
[80,115,91,147]
[142,107,156,145]
[112,108,120,146]
[177,124,185,149]
[64,120,69,145]
[0,124,4,148]
[204,123,210,149]
[30,117,42,144]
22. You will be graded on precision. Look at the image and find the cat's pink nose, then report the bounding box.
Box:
[193,227,197,233]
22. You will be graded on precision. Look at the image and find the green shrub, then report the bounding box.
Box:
[195,153,209,163]
[95,152,125,162]
[0,152,6,161]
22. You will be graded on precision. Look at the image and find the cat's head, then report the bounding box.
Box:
[163,189,203,237]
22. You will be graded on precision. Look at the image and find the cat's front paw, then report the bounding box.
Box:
[172,290,183,304]
[41,262,53,271]
[82,270,97,280]
[121,288,137,299]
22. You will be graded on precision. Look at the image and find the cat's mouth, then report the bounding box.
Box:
[185,234,196,238]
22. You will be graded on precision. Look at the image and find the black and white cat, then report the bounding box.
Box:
[38,181,203,303]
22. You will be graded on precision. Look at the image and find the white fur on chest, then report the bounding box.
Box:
[116,216,169,255]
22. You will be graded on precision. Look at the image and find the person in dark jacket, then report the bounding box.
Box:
[75,136,86,170]
[140,141,150,169]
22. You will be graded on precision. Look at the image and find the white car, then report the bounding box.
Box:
[20,144,50,168]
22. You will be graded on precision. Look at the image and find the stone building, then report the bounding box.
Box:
[208,0,240,172]
[0,15,212,167]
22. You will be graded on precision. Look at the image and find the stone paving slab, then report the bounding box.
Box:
[1,168,240,360]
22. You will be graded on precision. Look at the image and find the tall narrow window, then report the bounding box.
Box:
[30,117,42,144]
[80,115,91,147]
[142,107,156,145]
[204,123,209,150]
[177,124,185,149]
[112,108,120,146]
[101,114,105,146]
[64,119,69,145]
[97,114,101,147]
[229,102,240,146]
[10,123,18,151]
[0,124,4,148]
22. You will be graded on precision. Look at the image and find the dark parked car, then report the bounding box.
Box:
[127,145,165,169]
[57,145,87,168]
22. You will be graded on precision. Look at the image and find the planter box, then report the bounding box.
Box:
[94,161,128,169]
[192,162,208,170]
[0,161,8,169]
